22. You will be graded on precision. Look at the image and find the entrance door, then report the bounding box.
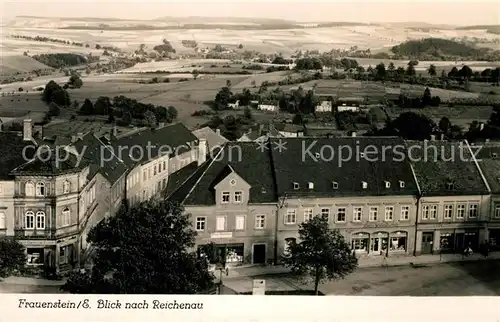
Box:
[421,232,434,254]
[252,244,266,264]
[370,238,380,253]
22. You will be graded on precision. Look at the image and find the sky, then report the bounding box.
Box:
[1,0,499,26]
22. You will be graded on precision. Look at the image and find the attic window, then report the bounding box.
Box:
[493,153,498,158]
[315,152,320,158]
[230,179,237,186]
[399,181,405,188]
[385,181,391,188]
[308,182,314,189]
[359,152,365,159]
[362,181,368,189]
[293,182,300,190]
[332,181,338,189]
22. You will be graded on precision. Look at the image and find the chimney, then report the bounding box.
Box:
[23,119,33,141]
[77,132,84,141]
[351,131,356,137]
[430,135,436,141]
[216,128,221,135]
[198,139,207,166]
[71,135,77,143]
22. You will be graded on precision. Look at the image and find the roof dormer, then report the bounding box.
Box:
[332,181,338,189]
[293,182,300,190]
[308,182,314,190]
[385,181,391,188]
[399,180,405,188]
[362,181,368,189]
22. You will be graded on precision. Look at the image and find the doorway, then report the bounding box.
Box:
[252,244,266,264]
[421,232,434,254]
[370,232,389,255]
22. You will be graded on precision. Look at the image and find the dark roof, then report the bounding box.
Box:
[0,132,37,179]
[111,123,198,166]
[408,140,488,196]
[167,161,212,203]
[73,133,128,184]
[473,142,500,193]
[164,161,201,198]
[11,149,83,176]
[177,142,278,205]
[11,133,128,184]
[270,137,419,197]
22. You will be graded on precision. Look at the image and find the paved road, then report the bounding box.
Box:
[224,260,500,296]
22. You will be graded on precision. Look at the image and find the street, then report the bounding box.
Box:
[224,260,500,296]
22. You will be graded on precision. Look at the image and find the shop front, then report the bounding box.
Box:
[438,229,480,253]
[488,229,500,251]
[352,231,408,256]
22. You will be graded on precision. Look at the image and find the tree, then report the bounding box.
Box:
[62,200,215,294]
[243,107,253,120]
[406,62,416,76]
[52,89,71,106]
[144,110,157,128]
[48,102,61,117]
[375,63,387,80]
[238,44,243,49]
[438,116,452,135]
[292,113,303,125]
[422,87,432,107]
[387,62,395,72]
[167,106,178,122]
[122,111,132,126]
[94,96,111,115]
[80,99,94,115]
[390,112,436,140]
[0,238,26,278]
[107,114,115,124]
[68,74,83,88]
[42,80,62,103]
[214,87,233,110]
[428,64,437,77]
[221,115,240,141]
[281,216,358,295]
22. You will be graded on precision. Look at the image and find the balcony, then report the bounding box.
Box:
[14,229,55,239]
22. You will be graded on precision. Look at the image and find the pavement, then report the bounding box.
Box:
[2,252,500,294]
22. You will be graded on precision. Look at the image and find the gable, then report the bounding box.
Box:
[214,169,251,191]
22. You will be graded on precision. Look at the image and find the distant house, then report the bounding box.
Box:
[274,123,304,138]
[192,127,228,153]
[337,97,364,113]
[315,101,333,113]
[258,104,278,112]
[228,100,240,109]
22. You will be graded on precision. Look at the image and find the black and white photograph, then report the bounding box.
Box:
[1,0,500,308]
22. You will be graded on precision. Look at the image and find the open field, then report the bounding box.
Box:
[0,55,52,75]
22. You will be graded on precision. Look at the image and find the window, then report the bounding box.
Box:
[216,216,226,231]
[0,212,5,229]
[456,204,465,219]
[195,217,206,231]
[369,207,378,221]
[25,182,35,196]
[235,216,245,230]
[336,207,346,222]
[61,208,71,227]
[422,205,430,220]
[399,181,405,188]
[390,234,407,251]
[308,182,314,189]
[283,238,296,257]
[303,208,313,222]
[255,215,265,229]
[25,211,34,229]
[285,209,296,225]
[143,170,147,181]
[385,206,394,221]
[353,207,362,222]
[332,181,338,189]
[321,208,330,221]
[148,167,152,179]
[362,181,368,189]
[495,205,500,219]
[36,182,45,196]
[385,181,391,188]
[444,205,453,219]
[163,161,166,171]
[234,191,243,203]
[63,181,71,194]
[36,211,45,230]
[293,182,299,190]
[154,165,157,175]
[429,205,437,219]
[400,206,409,220]
[221,192,230,203]
[158,163,162,173]
[468,204,478,219]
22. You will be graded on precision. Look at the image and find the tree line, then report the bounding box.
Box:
[32,53,99,69]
